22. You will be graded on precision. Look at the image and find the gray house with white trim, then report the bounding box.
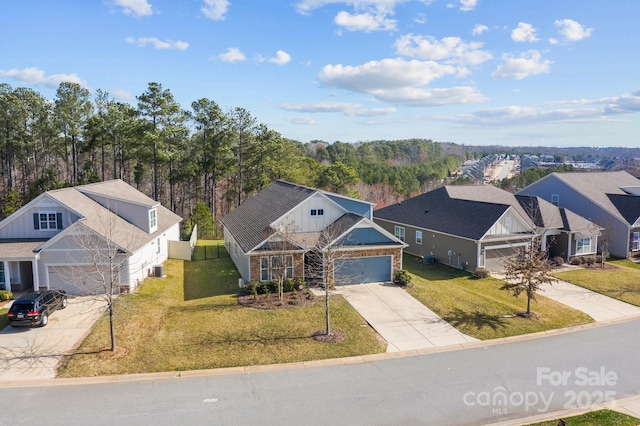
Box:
[517,171,640,259]
[0,180,182,295]
[221,180,407,285]
[374,185,599,272]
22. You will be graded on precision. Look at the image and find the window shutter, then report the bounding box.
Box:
[56,213,63,229]
[33,213,40,230]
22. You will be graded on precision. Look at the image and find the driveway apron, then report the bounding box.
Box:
[0,296,107,382]
[338,282,478,352]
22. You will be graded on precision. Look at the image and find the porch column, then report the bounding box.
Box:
[32,259,39,292]
[567,236,572,259]
[540,231,547,252]
[3,261,10,291]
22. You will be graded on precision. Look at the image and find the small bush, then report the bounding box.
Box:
[244,281,257,295]
[0,290,12,301]
[595,254,603,264]
[570,256,584,265]
[393,269,412,286]
[288,299,299,306]
[294,277,305,290]
[584,255,596,265]
[474,268,489,279]
[305,288,315,300]
[551,256,564,267]
[283,278,295,293]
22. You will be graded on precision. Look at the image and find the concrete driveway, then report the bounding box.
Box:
[0,296,107,382]
[338,282,478,352]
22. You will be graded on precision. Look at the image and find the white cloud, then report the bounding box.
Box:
[554,18,593,42]
[334,10,397,31]
[125,37,189,50]
[511,22,538,42]
[113,0,152,17]
[373,86,486,106]
[319,58,457,93]
[218,47,246,62]
[201,0,230,21]
[279,101,361,113]
[472,24,488,36]
[395,34,492,65]
[0,67,88,89]
[268,50,292,65]
[284,115,316,125]
[450,0,477,11]
[111,88,133,100]
[491,50,552,80]
[348,107,397,117]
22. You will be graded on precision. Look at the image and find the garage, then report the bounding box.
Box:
[482,246,520,271]
[47,265,111,295]
[333,255,392,285]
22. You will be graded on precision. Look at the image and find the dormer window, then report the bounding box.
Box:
[310,208,324,217]
[149,208,157,232]
[33,212,61,230]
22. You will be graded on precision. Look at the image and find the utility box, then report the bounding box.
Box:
[423,255,435,265]
[153,264,164,278]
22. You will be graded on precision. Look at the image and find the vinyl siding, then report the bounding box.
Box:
[83,193,155,233]
[0,199,77,239]
[224,226,251,282]
[275,193,346,233]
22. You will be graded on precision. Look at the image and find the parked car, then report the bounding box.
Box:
[6,290,68,327]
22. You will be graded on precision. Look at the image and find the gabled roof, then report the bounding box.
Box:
[44,185,180,252]
[221,181,317,253]
[76,179,160,208]
[607,193,640,226]
[538,171,640,225]
[375,186,530,241]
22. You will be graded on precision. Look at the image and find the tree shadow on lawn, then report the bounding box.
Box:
[444,308,508,333]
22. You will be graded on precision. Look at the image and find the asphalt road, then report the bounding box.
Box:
[2,319,639,426]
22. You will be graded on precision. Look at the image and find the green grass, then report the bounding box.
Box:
[58,242,385,377]
[525,409,640,425]
[403,255,593,340]
[192,239,228,261]
[0,307,8,330]
[554,260,640,306]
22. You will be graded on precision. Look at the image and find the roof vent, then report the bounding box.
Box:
[424,209,429,213]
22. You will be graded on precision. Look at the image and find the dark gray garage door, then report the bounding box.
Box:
[333,256,392,285]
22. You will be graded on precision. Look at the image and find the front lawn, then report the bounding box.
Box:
[59,243,385,377]
[525,409,640,426]
[554,259,640,306]
[403,255,593,340]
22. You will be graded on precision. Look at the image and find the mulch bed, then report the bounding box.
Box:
[237,290,319,310]
[311,329,346,343]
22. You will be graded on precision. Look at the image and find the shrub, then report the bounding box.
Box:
[570,256,583,265]
[595,255,603,264]
[294,277,306,290]
[551,256,564,267]
[0,290,12,302]
[584,255,596,265]
[474,268,489,278]
[288,299,299,306]
[393,269,412,286]
[283,278,295,293]
[305,288,315,300]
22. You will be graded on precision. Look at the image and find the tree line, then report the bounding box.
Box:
[0,81,463,236]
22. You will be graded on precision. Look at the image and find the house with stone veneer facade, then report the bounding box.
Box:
[222,181,407,285]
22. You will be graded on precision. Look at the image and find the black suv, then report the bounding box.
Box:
[7,290,67,327]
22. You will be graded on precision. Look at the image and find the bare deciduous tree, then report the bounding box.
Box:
[500,236,556,318]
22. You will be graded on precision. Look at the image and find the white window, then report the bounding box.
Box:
[149,208,157,230]
[38,212,58,230]
[632,232,640,251]
[394,225,405,242]
[0,262,5,287]
[157,237,161,254]
[551,194,559,206]
[260,257,270,281]
[285,255,294,279]
[416,230,423,245]
[576,237,591,255]
[504,216,512,232]
[310,208,324,217]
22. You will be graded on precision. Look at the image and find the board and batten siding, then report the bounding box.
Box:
[275,193,346,233]
[224,226,251,282]
[0,199,77,239]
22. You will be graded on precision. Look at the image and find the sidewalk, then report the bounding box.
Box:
[492,271,640,322]
[338,282,478,352]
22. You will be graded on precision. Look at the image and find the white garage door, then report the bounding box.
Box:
[48,265,110,295]
[333,256,392,285]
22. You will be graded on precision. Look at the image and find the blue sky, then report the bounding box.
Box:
[1,0,639,147]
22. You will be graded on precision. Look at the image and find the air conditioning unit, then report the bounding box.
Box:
[153,264,164,278]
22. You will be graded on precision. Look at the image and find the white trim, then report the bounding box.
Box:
[77,188,160,209]
[36,211,59,231]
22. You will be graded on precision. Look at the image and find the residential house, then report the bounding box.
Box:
[374,185,536,272]
[0,180,182,295]
[517,171,640,258]
[221,180,406,285]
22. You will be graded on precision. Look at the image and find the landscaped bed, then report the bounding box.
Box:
[403,254,593,340]
[58,241,385,378]
[553,259,640,306]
